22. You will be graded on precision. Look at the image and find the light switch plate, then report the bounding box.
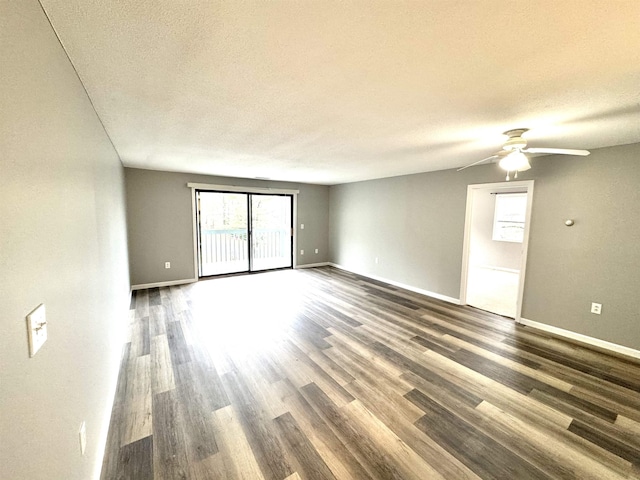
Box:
[27,304,47,357]
[79,421,87,456]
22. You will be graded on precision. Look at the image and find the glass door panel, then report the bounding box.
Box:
[250,194,292,271]
[198,191,249,276]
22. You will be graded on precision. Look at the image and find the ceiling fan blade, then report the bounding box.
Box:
[525,148,590,156]
[457,155,499,171]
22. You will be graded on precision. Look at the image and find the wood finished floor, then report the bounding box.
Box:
[101,267,640,479]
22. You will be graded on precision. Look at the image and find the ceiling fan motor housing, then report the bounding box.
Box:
[502,128,529,151]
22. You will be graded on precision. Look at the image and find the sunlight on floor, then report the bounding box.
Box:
[189,270,307,358]
[467,266,519,318]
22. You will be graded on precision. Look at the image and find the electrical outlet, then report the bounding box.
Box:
[79,422,87,456]
[591,302,602,315]
[300,224,304,229]
[165,262,171,269]
[315,249,318,254]
[300,249,304,255]
[375,257,379,264]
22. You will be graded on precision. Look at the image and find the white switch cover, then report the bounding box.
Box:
[27,304,47,357]
[315,249,319,254]
[300,224,304,229]
[79,422,87,455]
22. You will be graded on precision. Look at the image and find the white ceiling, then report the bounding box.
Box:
[40,0,640,185]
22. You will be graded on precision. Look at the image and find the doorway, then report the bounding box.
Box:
[460,181,534,319]
[196,190,293,277]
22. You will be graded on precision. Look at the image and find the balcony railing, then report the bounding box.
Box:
[200,228,291,275]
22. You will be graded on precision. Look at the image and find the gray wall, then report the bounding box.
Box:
[523,143,640,351]
[126,168,329,286]
[329,143,640,351]
[469,189,523,271]
[0,1,130,479]
[329,166,508,298]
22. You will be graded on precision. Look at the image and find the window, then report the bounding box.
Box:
[492,193,527,243]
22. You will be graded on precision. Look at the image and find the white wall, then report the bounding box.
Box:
[469,189,523,271]
[0,1,130,479]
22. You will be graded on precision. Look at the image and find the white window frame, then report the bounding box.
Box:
[492,192,527,243]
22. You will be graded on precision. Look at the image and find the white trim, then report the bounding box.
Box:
[459,186,474,306]
[459,180,534,321]
[329,263,460,305]
[473,265,520,274]
[517,182,535,320]
[191,187,199,278]
[292,195,298,268]
[519,317,640,361]
[131,278,197,290]
[187,182,299,195]
[296,262,331,269]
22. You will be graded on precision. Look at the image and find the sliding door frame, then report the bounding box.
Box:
[196,190,251,277]
[188,182,299,278]
[248,192,294,273]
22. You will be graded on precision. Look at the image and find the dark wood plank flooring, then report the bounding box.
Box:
[101,266,640,479]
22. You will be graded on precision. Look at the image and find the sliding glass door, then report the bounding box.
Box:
[197,191,292,277]
[198,192,249,276]
[251,194,292,272]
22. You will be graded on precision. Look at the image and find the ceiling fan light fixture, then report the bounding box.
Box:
[456,128,589,177]
[499,150,531,172]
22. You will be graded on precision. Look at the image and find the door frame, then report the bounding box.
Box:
[459,180,534,322]
[188,183,299,278]
[248,192,294,273]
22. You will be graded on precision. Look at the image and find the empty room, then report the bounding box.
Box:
[2,1,640,479]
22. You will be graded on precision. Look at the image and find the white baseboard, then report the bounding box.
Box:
[131,278,197,290]
[328,263,460,305]
[296,262,331,269]
[474,265,520,274]
[519,317,640,361]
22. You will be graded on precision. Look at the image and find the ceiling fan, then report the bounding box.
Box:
[457,128,590,180]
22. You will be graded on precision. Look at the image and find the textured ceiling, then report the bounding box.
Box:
[40,0,640,185]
